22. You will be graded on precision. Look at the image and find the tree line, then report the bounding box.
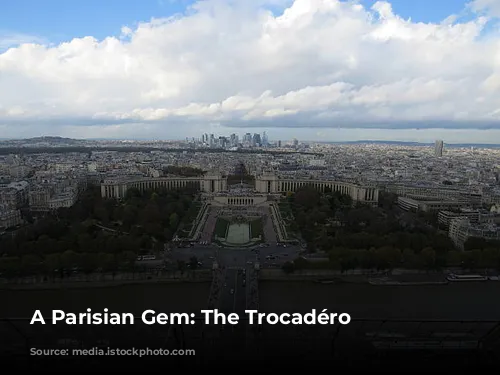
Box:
[283,187,500,272]
[0,186,198,278]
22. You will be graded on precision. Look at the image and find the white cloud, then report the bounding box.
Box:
[1,0,500,141]
[468,0,500,18]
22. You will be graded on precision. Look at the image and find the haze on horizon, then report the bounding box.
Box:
[2,0,500,143]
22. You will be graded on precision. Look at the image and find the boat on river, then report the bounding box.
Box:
[446,274,488,282]
[369,277,448,286]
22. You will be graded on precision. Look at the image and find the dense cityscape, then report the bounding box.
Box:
[1,135,500,256]
[4,0,500,369]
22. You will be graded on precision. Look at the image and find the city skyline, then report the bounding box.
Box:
[3,132,500,147]
[2,0,500,142]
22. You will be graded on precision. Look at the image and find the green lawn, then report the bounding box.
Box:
[250,219,263,239]
[214,218,230,238]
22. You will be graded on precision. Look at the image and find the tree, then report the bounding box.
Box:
[374,247,401,271]
[60,250,79,270]
[80,253,98,276]
[45,253,61,278]
[421,247,436,270]
[0,257,21,278]
[177,260,186,275]
[282,261,295,274]
[94,205,110,224]
[294,187,321,209]
[470,249,483,269]
[464,237,488,251]
[482,248,500,268]
[293,257,309,270]
[169,213,180,229]
[120,251,137,271]
[189,256,199,270]
[446,251,462,267]
[97,252,116,272]
[401,248,415,268]
[378,192,398,210]
[21,254,41,276]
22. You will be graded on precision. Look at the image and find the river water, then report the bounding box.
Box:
[0,282,211,318]
[2,281,500,320]
[259,281,500,320]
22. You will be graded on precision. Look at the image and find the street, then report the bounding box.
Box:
[217,268,247,355]
[219,269,246,315]
[168,244,301,270]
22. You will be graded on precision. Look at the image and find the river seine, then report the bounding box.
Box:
[1,281,500,320]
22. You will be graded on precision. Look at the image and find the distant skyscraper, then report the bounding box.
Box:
[218,136,224,148]
[278,140,281,147]
[262,131,268,146]
[230,133,237,147]
[252,133,261,146]
[293,138,299,147]
[434,140,444,157]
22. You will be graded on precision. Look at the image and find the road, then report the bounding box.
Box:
[169,244,301,270]
[215,268,248,356]
[219,269,247,315]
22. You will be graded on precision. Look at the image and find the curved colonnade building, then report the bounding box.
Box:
[101,172,379,206]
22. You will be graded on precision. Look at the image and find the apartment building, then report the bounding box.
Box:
[0,181,29,209]
[398,196,466,212]
[0,208,22,229]
[449,217,500,250]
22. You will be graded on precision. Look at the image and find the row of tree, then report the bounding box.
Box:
[284,187,500,270]
[162,166,204,177]
[286,187,455,253]
[0,186,199,277]
[0,250,136,278]
[283,246,500,274]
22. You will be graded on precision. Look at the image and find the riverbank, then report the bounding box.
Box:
[0,271,213,290]
[259,281,500,320]
[258,268,500,283]
[0,277,212,290]
[259,269,448,284]
[0,282,211,317]
[368,277,448,286]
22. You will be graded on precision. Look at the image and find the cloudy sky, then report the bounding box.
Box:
[1,0,500,143]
